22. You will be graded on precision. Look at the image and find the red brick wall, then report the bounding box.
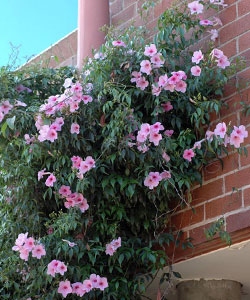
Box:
[110,0,250,257]
[24,29,77,69]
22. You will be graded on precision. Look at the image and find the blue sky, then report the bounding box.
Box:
[0,0,78,67]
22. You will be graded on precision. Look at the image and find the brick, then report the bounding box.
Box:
[189,222,214,245]
[154,0,173,19]
[206,191,242,219]
[222,77,237,98]
[171,205,204,229]
[112,4,136,26]
[191,178,224,206]
[123,0,137,8]
[203,153,239,181]
[244,187,250,207]
[110,0,123,16]
[238,0,250,17]
[219,14,250,45]
[225,166,250,193]
[240,146,250,167]
[219,4,237,27]
[226,209,250,232]
[239,30,250,53]
[220,39,237,58]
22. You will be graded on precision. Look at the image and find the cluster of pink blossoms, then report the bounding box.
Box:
[71,155,96,179]
[59,185,89,213]
[58,274,108,298]
[210,48,230,69]
[131,43,187,95]
[47,260,67,277]
[35,78,93,143]
[183,123,248,163]
[105,237,121,256]
[12,233,46,261]
[144,171,171,190]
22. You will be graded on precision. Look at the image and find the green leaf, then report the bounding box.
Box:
[6,116,16,130]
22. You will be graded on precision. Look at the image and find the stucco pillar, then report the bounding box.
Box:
[177,279,241,300]
[77,0,110,69]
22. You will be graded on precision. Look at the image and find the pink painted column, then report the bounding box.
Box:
[77,0,110,69]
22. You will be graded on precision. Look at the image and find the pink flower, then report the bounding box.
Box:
[111,237,121,249]
[163,82,175,92]
[230,132,243,148]
[83,280,93,292]
[112,41,126,47]
[210,48,224,59]
[206,130,215,141]
[38,125,50,142]
[140,60,152,75]
[47,129,58,142]
[150,122,164,133]
[162,152,170,162]
[79,161,91,174]
[90,274,101,288]
[24,237,35,251]
[70,123,80,134]
[58,280,72,298]
[183,149,195,162]
[0,100,13,115]
[137,144,149,153]
[62,239,77,247]
[38,168,49,181]
[168,74,180,85]
[149,132,162,146]
[19,247,29,261]
[131,71,141,83]
[144,172,161,189]
[72,282,86,296]
[192,50,203,64]
[79,198,89,213]
[144,44,157,56]
[82,95,93,104]
[57,261,67,275]
[188,1,204,14]
[193,140,202,150]
[158,75,168,87]
[47,260,58,277]
[217,55,230,69]
[152,84,161,96]
[175,80,187,93]
[164,130,174,137]
[233,125,248,139]
[160,171,171,179]
[161,101,173,112]
[15,100,27,107]
[15,232,28,247]
[32,244,46,259]
[59,185,71,197]
[173,70,187,80]
[97,277,109,291]
[209,29,219,41]
[200,19,213,26]
[71,82,82,93]
[45,174,56,187]
[140,123,151,135]
[136,77,149,90]
[50,123,61,131]
[105,244,115,256]
[214,122,227,138]
[191,66,201,76]
[85,156,96,169]
[151,53,165,67]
